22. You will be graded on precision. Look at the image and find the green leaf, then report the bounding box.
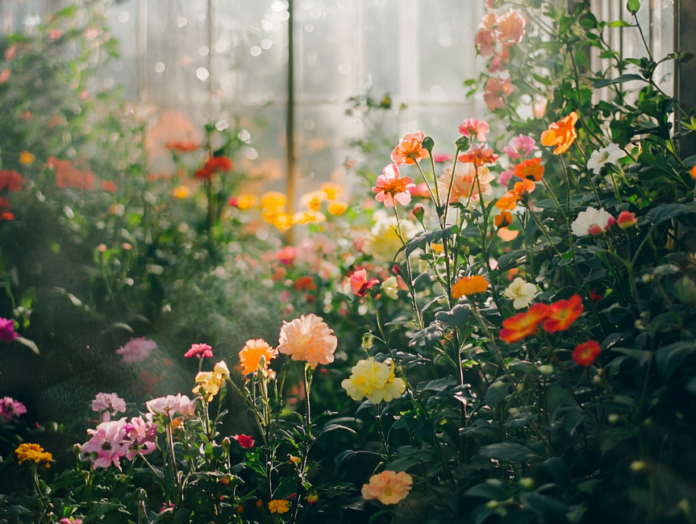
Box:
[520,493,569,519]
[627,0,641,15]
[655,341,696,380]
[465,480,509,501]
[396,225,458,258]
[608,20,633,28]
[484,380,510,408]
[594,74,644,88]
[612,347,650,365]
[435,304,470,329]
[418,376,457,392]
[647,203,696,225]
[478,443,542,463]
[497,249,525,273]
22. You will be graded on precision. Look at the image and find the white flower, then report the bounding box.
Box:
[505,277,537,309]
[362,214,417,262]
[381,277,399,300]
[587,143,624,175]
[571,207,614,237]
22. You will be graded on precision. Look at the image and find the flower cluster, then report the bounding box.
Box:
[15,443,53,467]
[500,294,584,343]
[341,358,406,404]
[116,337,157,364]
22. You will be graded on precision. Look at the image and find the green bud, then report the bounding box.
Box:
[222,437,231,453]
[362,333,374,349]
[539,364,554,377]
[485,500,499,510]
[630,461,648,472]
[422,136,435,153]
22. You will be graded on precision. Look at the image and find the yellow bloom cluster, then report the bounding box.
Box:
[268,499,290,514]
[15,443,53,467]
[341,357,406,404]
[193,360,230,401]
[261,191,294,231]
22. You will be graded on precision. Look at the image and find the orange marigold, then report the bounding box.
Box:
[514,157,544,181]
[543,294,583,332]
[500,303,549,343]
[572,340,600,367]
[541,112,578,155]
[452,275,489,298]
[239,339,278,376]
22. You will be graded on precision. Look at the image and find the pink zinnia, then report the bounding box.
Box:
[116,337,156,364]
[237,434,255,449]
[349,269,379,297]
[497,9,526,44]
[372,164,415,207]
[0,397,27,422]
[81,418,131,470]
[146,394,195,418]
[185,343,213,359]
[0,318,17,344]
[278,314,337,368]
[503,134,537,160]
[458,119,490,142]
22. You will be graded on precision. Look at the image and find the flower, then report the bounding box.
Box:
[437,163,495,206]
[500,303,549,343]
[4,45,17,62]
[433,154,451,163]
[48,157,94,190]
[484,77,513,111]
[503,134,537,160]
[237,194,258,210]
[185,343,213,359]
[390,131,429,165]
[278,314,337,368]
[381,276,399,300]
[0,69,10,84]
[301,190,325,211]
[495,210,513,229]
[591,289,603,302]
[15,443,53,466]
[452,275,489,298]
[80,418,130,470]
[573,340,601,366]
[295,276,316,291]
[321,182,343,200]
[328,201,348,215]
[101,181,117,193]
[458,119,490,142]
[362,214,417,262]
[166,141,200,153]
[587,143,624,174]
[0,397,27,422]
[617,211,638,229]
[499,169,515,186]
[408,182,431,198]
[277,246,296,265]
[514,158,544,181]
[262,192,287,212]
[92,393,126,418]
[0,170,25,192]
[495,180,536,210]
[342,358,406,404]
[497,9,526,43]
[691,166,696,181]
[269,212,294,231]
[193,361,230,401]
[268,500,290,514]
[293,209,326,225]
[0,317,17,343]
[489,45,511,72]
[541,112,578,154]
[372,163,415,207]
[116,337,157,364]
[457,144,500,166]
[543,295,583,332]
[19,151,35,165]
[236,434,255,449]
[147,394,197,417]
[475,27,497,57]
[350,269,380,297]
[125,414,157,460]
[571,207,614,237]
[362,470,413,505]
[239,339,277,376]
[194,156,233,181]
[505,278,537,309]
[59,519,82,524]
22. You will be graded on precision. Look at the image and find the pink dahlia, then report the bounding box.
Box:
[185,343,213,359]
[0,318,16,344]
[278,314,337,368]
[372,163,415,207]
[116,337,156,364]
[81,418,131,470]
[0,397,27,422]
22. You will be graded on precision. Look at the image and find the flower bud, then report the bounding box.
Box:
[422,136,435,153]
[236,505,244,514]
[485,500,499,510]
[589,224,604,236]
[642,274,653,284]
[362,333,374,349]
[608,413,620,424]
[539,364,554,376]
[229,196,238,207]
[412,203,425,222]
[617,211,638,229]
[256,500,263,508]
[307,493,319,505]
[391,264,401,276]
[221,475,231,486]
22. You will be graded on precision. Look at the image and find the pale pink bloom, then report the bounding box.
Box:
[84,28,100,39]
[318,261,339,279]
[480,12,498,30]
[485,0,496,9]
[294,238,320,270]
[125,415,157,460]
[278,314,337,368]
[0,397,27,422]
[483,77,513,111]
[313,234,337,256]
[458,119,490,142]
[81,418,131,470]
[146,394,194,418]
[499,169,515,186]
[437,163,495,206]
[279,290,291,302]
[185,343,213,359]
[390,131,429,165]
[433,154,451,163]
[4,45,17,62]
[474,28,497,57]
[178,397,198,417]
[160,503,175,514]
[503,134,537,160]
[362,470,413,505]
[372,164,415,208]
[497,10,526,43]
[49,30,62,40]
[408,182,430,198]
[92,393,126,422]
[533,96,547,118]
[116,337,156,364]
[489,45,510,73]
[571,207,614,237]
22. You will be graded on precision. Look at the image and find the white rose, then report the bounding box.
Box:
[504,277,537,309]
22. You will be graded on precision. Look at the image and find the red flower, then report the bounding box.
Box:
[572,340,600,367]
[166,141,200,153]
[0,170,25,192]
[590,289,602,302]
[500,303,549,343]
[294,276,316,291]
[350,269,379,297]
[101,180,117,193]
[237,434,255,449]
[543,295,583,333]
[184,343,213,359]
[194,156,234,181]
[1,211,13,221]
[48,157,94,190]
[229,196,238,207]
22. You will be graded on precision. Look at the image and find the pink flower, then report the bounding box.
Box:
[474,28,497,57]
[437,163,495,206]
[372,164,415,207]
[185,343,213,359]
[484,77,513,111]
[407,182,430,198]
[350,269,380,297]
[433,154,451,163]
[49,30,62,40]
[0,70,10,85]
[59,519,82,524]
[237,434,255,449]
[458,119,490,142]
[497,9,526,44]
[0,318,17,343]
[116,337,156,364]
[92,393,126,422]
[489,45,511,73]
[159,503,175,514]
[390,131,429,165]
[125,415,157,460]
[4,45,17,62]
[279,290,291,302]
[534,96,547,118]
[362,470,413,505]
[81,418,131,470]
[503,134,537,160]
[0,397,27,422]
[276,246,296,265]
[146,394,194,418]
[278,314,337,368]
[499,169,515,186]
[617,211,638,229]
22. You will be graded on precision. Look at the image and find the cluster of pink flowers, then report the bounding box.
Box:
[92,393,127,422]
[146,393,197,418]
[185,343,213,359]
[0,317,17,344]
[475,8,526,70]
[116,337,157,364]
[0,397,27,423]
[81,415,157,470]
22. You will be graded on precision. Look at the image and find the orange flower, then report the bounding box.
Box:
[452,275,489,298]
[541,112,578,155]
[239,339,277,376]
[514,157,544,181]
[390,131,430,165]
[294,276,316,291]
[495,180,535,210]
[495,210,513,229]
[361,470,412,505]
[572,340,600,367]
[101,180,118,193]
[497,227,519,241]
[457,145,500,166]
[691,166,696,181]
[543,294,583,332]
[499,303,549,343]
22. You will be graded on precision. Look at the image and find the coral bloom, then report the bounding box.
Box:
[193,361,230,401]
[484,77,513,111]
[0,397,27,422]
[390,131,430,165]
[185,343,214,359]
[500,303,549,343]
[342,358,406,404]
[48,158,94,190]
[543,295,583,332]
[116,337,157,364]
[101,180,117,193]
[194,156,233,181]
[503,134,537,160]
[515,158,544,182]
[495,210,513,229]
[0,170,25,192]
[458,119,490,142]
[408,182,430,198]
[294,276,316,291]
[362,470,413,505]
[617,211,637,229]
[573,340,601,367]
[497,9,526,43]
[495,180,535,211]
[166,141,200,153]
[437,163,495,206]
[278,314,337,368]
[372,163,415,207]
[268,500,290,514]
[350,269,380,297]
[452,275,489,298]
[239,339,277,376]
[15,443,53,466]
[458,144,499,166]
[541,112,578,155]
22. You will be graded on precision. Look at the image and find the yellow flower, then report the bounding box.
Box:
[321,182,343,200]
[193,360,230,401]
[171,186,190,199]
[293,209,326,225]
[431,242,444,254]
[301,190,325,211]
[288,456,301,464]
[19,151,35,165]
[264,211,293,231]
[362,215,417,262]
[327,201,348,216]
[237,194,258,210]
[261,191,287,213]
[15,443,53,465]
[341,357,406,404]
[268,500,290,514]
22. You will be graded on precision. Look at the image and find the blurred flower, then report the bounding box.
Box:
[514,158,544,181]
[497,227,519,241]
[239,339,277,376]
[534,96,547,118]
[458,119,490,142]
[293,209,325,225]
[617,211,637,229]
[171,186,190,199]
[541,112,578,154]
[49,30,62,40]
[573,340,601,366]
[362,470,412,505]
[294,276,316,291]
[268,212,294,231]
[327,201,348,215]
[92,393,126,421]
[262,191,287,212]
[587,143,624,174]
[381,276,399,300]
[277,246,296,265]
[185,343,213,359]
[193,361,230,401]
[48,157,94,190]
[350,269,379,297]
[499,169,515,186]
[437,163,495,206]
[4,45,17,62]
[505,278,537,309]
[15,443,52,466]
[458,144,499,166]
[590,289,603,302]
[0,170,25,191]
[194,156,233,181]
[452,275,489,298]
[484,77,513,111]
[237,434,255,449]
[321,182,343,200]
[433,154,452,163]
[278,314,337,368]
[475,28,497,57]
[571,207,613,237]
[80,418,130,470]
[503,134,537,160]
[166,141,199,153]
[391,131,430,165]
[268,500,290,514]
[0,397,27,422]
[489,44,510,72]
[500,304,549,343]
[116,337,157,364]
[342,358,405,403]
[408,182,430,198]
[691,166,696,181]
[19,151,34,165]
[362,214,417,262]
[543,295,583,332]
[101,181,117,193]
[497,9,526,43]
[307,493,319,505]
[0,69,10,84]
[0,318,17,343]
[237,194,258,210]
[146,394,196,417]
[373,163,415,207]
[301,190,325,211]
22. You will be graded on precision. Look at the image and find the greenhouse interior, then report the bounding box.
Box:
[1,0,696,523]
